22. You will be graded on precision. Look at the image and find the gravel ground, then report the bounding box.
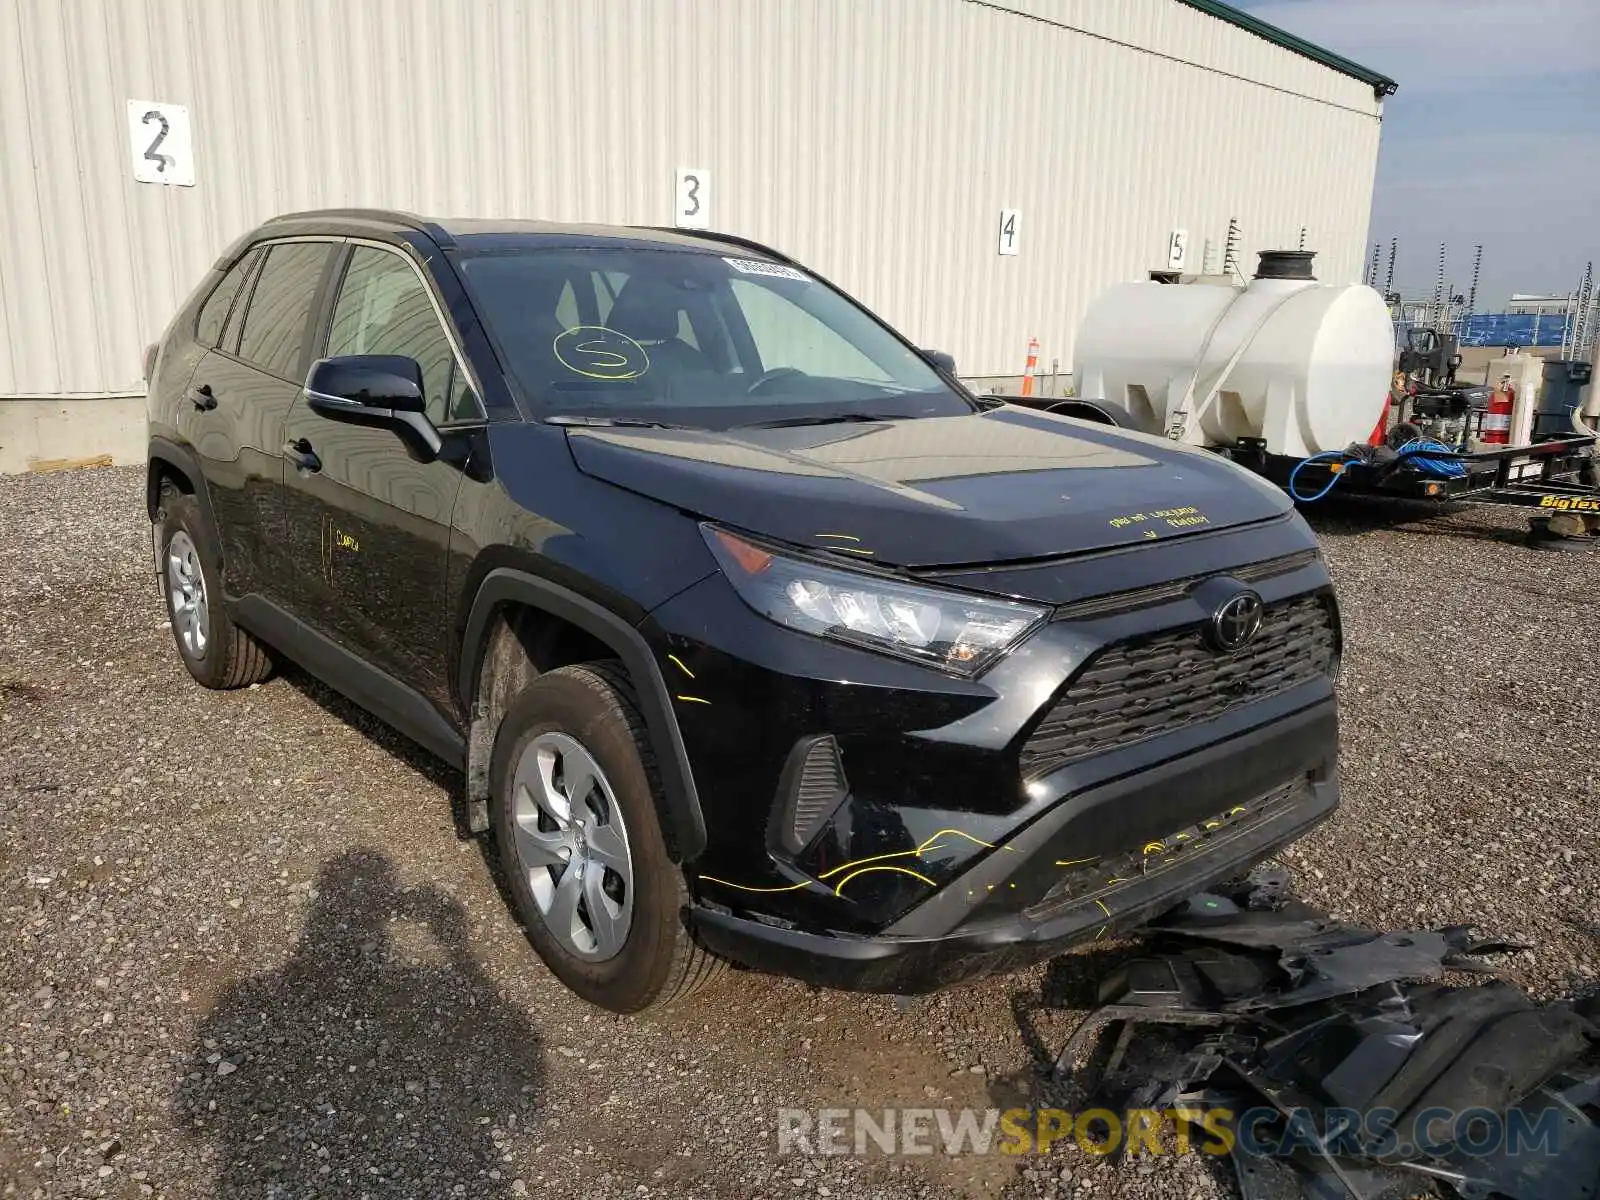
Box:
[2,465,1596,1200]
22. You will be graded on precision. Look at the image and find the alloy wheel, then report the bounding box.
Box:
[510,731,634,961]
[166,530,209,659]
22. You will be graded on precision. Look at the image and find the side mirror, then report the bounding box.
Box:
[921,348,957,376]
[305,355,441,459]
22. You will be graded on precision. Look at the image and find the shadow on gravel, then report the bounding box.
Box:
[1300,496,1539,549]
[276,665,481,835]
[985,943,1142,1111]
[280,665,460,787]
[1560,914,1600,1013]
[175,849,544,1198]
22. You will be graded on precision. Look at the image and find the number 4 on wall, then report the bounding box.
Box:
[998,209,1021,256]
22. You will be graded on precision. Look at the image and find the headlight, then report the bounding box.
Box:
[703,525,1047,677]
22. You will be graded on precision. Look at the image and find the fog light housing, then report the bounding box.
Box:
[770,735,849,855]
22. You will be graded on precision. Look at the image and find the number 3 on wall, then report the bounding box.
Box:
[674,167,710,230]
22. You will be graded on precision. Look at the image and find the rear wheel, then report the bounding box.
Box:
[155,492,273,689]
[491,662,725,1012]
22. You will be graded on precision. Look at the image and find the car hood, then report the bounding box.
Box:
[564,406,1293,569]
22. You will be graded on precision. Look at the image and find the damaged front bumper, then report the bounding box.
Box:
[691,699,1340,993]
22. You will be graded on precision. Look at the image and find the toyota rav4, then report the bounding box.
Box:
[145,210,1341,1012]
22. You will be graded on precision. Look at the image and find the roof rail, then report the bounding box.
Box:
[263,208,456,249]
[638,226,798,266]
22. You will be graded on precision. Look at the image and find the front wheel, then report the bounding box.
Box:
[490,662,725,1012]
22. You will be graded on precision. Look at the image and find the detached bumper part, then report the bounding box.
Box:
[1054,873,1600,1200]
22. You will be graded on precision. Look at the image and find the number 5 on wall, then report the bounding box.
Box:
[674,168,710,230]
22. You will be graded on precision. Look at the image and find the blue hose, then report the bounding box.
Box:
[1392,436,1468,479]
[1287,436,1469,503]
[1287,451,1357,503]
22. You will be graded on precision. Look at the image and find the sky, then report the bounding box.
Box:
[1239,0,1599,308]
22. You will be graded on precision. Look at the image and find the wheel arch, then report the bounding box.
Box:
[459,568,707,863]
[147,438,220,530]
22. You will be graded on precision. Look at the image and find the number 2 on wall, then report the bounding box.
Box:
[126,100,194,186]
[142,110,175,174]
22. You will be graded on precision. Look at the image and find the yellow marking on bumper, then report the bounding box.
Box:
[818,848,921,879]
[833,864,937,896]
[697,875,812,894]
[918,828,996,853]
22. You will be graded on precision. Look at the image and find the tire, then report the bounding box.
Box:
[155,491,273,690]
[490,661,725,1012]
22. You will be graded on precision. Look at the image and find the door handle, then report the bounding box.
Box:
[186,383,216,411]
[283,438,322,473]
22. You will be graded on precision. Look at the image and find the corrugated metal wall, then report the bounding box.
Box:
[0,0,1383,400]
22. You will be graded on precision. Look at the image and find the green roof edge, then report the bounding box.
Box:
[1174,0,1399,96]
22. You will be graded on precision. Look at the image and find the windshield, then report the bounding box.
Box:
[458,245,973,428]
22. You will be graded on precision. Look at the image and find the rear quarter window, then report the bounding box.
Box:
[194,248,260,348]
[235,242,335,379]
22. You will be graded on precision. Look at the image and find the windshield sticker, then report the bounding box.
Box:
[722,256,809,281]
[552,326,650,381]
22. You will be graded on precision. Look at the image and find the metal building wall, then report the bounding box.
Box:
[0,0,1383,401]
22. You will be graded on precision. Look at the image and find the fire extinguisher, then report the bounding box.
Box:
[1483,377,1513,445]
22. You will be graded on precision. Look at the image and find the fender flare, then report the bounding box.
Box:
[458,568,707,861]
[146,437,225,575]
[146,437,221,532]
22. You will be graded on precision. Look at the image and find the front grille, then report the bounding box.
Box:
[1019,595,1336,779]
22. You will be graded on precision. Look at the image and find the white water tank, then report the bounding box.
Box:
[1074,251,1395,459]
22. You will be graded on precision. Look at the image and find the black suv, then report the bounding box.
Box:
[146,210,1341,1012]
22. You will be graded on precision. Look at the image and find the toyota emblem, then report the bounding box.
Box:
[1208,592,1264,652]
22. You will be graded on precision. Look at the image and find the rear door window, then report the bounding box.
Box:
[195,248,260,348]
[236,243,335,380]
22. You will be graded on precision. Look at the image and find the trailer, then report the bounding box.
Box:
[1044,250,1600,548]
[1231,432,1600,546]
